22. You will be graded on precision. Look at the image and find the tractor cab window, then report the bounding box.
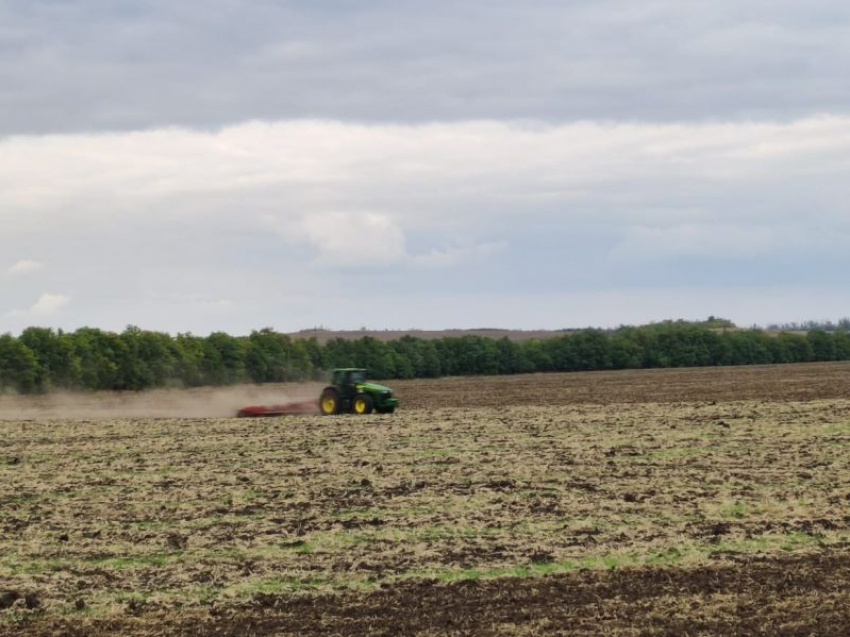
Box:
[349,370,366,384]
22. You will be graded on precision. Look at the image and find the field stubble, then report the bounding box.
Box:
[3,363,850,635]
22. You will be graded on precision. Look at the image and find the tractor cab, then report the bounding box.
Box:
[319,368,400,415]
[332,368,367,394]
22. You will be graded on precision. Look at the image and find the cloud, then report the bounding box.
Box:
[612,224,779,261]
[0,1,847,333]
[30,294,71,316]
[1,1,849,135]
[8,294,71,318]
[7,260,44,276]
[297,212,506,269]
[0,115,848,332]
[411,242,508,269]
[301,213,408,267]
[196,299,234,312]
[222,286,850,332]
[2,115,848,232]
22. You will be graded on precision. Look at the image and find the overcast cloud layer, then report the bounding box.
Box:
[3,0,850,134]
[1,1,848,333]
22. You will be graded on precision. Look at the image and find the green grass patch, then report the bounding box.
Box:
[719,501,748,520]
[639,446,704,461]
[646,547,684,566]
[417,447,463,459]
[279,540,313,554]
[227,575,328,598]
[114,590,153,605]
[415,531,845,585]
[90,553,174,569]
[823,421,850,435]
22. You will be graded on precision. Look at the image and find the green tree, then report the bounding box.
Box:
[245,329,297,383]
[202,332,247,384]
[116,327,177,389]
[70,328,125,390]
[350,337,398,378]
[569,330,612,370]
[725,331,774,366]
[0,335,40,393]
[301,338,327,379]
[173,333,206,387]
[520,339,554,372]
[19,327,81,389]
[834,332,850,360]
[807,330,837,361]
[496,337,532,374]
[609,332,643,369]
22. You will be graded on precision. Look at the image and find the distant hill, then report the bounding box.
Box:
[289,317,739,343]
[289,316,849,344]
[289,328,574,344]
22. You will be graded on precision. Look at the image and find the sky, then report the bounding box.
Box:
[1,0,849,334]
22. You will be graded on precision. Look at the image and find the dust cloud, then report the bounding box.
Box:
[0,382,324,420]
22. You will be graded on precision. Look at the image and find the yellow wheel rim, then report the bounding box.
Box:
[355,398,367,414]
[322,397,336,414]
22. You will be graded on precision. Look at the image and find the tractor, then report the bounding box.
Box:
[236,368,399,417]
[319,368,399,415]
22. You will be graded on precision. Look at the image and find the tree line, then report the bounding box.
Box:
[765,318,850,333]
[1,322,850,394]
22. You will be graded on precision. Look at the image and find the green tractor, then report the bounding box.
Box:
[319,368,400,415]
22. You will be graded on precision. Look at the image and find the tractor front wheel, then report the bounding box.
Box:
[353,393,374,415]
[320,388,341,416]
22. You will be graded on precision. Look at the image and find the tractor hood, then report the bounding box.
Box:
[357,382,393,394]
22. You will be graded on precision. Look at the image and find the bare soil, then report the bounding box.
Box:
[3,362,850,636]
[14,553,850,636]
[391,361,850,408]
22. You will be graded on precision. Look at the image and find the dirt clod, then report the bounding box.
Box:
[710,522,732,537]
[0,591,20,610]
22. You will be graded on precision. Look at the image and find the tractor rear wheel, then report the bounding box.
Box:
[353,393,374,415]
[320,388,341,415]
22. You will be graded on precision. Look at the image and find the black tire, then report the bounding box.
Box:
[352,393,374,415]
[320,387,341,415]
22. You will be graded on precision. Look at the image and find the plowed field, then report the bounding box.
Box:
[3,362,850,636]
